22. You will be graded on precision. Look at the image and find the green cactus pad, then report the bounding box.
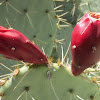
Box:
[0,64,100,100]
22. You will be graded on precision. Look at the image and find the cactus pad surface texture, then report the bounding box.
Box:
[0,0,100,100]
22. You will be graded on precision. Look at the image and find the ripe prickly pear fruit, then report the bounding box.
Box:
[71,12,100,76]
[0,26,47,65]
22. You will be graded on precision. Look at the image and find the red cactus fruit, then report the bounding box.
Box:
[71,12,100,75]
[0,26,47,65]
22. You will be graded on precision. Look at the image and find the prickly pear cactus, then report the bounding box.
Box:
[0,0,100,100]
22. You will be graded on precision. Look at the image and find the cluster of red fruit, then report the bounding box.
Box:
[0,12,100,76]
